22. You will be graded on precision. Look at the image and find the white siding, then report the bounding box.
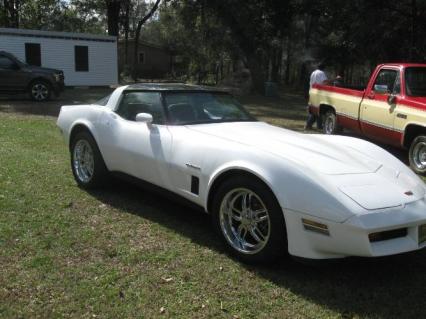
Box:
[0,33,118,86]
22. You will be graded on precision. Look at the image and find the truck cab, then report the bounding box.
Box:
[309,63,426,175]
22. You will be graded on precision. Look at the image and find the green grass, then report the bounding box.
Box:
[1,109,426,318]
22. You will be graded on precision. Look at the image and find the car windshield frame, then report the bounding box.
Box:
[405,67,426,97]
[161,91,257,125]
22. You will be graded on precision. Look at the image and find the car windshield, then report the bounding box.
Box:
[6,52,27,66]
[94,94,111,106]
[405,67,426,97]
[163,92,256,125]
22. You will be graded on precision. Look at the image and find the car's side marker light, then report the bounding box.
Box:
[302,218,330,236]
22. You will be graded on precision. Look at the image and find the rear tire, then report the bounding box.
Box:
[211,175,287,263]
[409,135,426,175]
[70,131,109,188]
[322,111,342,135]
[29,80,51,102]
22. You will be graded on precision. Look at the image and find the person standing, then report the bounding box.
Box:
[305,62,328,130]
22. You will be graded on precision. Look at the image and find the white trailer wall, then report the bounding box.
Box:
[0,28,118,86]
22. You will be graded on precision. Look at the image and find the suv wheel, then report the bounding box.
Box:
[29,81,51,101]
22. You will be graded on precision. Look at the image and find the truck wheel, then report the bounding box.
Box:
[323,111,342,135]
[29,80,51,102]
[409,135,426,175]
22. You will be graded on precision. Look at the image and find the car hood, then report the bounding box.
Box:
[187,121,382,175]
[23,65,62,74]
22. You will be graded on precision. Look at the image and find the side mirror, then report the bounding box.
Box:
[135,112,153,124]
[374,84,389,94]
[387,94,397,105]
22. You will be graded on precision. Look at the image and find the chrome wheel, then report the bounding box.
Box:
[412,141,426,170]
[219,188,271,255]
[31,83,49,101]
[73,140,94,183]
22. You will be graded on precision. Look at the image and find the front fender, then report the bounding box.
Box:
[68,119,99,146]
[205,160,277,209]
[57,105,102,147]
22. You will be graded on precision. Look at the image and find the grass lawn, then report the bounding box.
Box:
[1,98,426,318]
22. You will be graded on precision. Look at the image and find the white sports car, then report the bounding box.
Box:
[57,83,426,262]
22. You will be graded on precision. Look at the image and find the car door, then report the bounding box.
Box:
[97,91,173,188]
[360,68,401,145]
[0,55,27,92]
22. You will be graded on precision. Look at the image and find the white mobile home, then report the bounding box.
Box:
[0,28,118,86]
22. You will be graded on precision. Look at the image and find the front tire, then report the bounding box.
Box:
[70,131,109,188]
[322,111,342,135]
[409,135,426,175]
[212,175,287,263]
[29,80,51,102]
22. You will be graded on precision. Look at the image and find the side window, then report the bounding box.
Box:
[116,92,165,124]
[393,74,401,94]
[373,69,398,94]
[0,56,17,70]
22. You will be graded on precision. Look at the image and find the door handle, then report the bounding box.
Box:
[367,92,375,99]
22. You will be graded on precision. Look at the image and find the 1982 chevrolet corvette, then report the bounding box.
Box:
[57,83,426,262]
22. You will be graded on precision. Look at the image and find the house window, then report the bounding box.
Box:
[75,46,89,72]
[25,43,41,66]
[138,52,145,64]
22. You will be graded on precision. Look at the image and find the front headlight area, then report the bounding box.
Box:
[53,71,64,82]
[283,200,426,259]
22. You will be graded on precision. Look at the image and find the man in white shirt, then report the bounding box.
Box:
[305,62,328,130]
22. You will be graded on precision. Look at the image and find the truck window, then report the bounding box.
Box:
[405,67,426,97]
[373,69,399,94]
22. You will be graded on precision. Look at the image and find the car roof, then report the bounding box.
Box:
[125,82,229,93]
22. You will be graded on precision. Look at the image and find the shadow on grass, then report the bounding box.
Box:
[89,180,426,319]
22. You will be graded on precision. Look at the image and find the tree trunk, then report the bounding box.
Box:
[284,35,292,85]
[271,42,283,83]
[132,0,163,81]
[4,0,20,28]
[106,0,121,36]
[123,1,130,65]
[246,54,265,94]
[410,0,418,61]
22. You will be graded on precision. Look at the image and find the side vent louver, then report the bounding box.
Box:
[191,176,199,195]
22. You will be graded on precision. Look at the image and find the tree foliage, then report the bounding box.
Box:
[0,0,425,92]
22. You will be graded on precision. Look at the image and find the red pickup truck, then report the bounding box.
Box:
[309,63,426,175]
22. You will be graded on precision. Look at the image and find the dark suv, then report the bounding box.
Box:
[0,51,64,101]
